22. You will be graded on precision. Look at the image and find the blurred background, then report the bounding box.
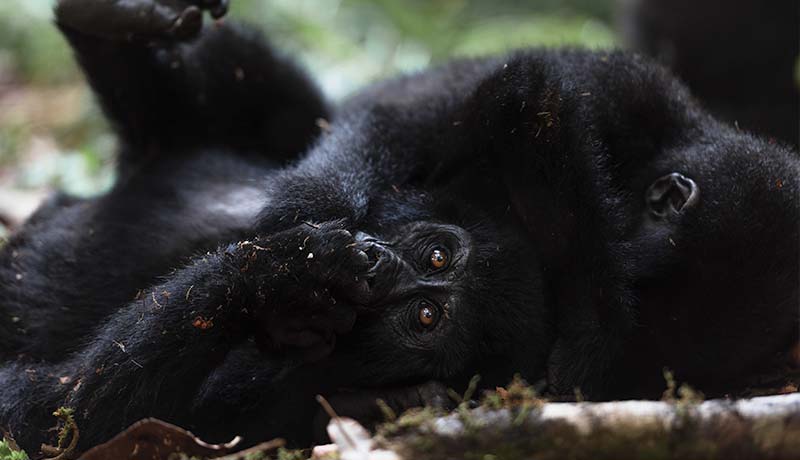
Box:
[0,0,617,238]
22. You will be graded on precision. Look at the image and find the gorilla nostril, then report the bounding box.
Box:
[367,250,386,275]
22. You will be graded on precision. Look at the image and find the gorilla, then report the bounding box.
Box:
[0,0,797,454]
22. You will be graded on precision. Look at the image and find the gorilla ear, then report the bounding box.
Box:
[645,173,699,218]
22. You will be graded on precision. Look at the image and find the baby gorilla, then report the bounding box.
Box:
[0,0,798,455]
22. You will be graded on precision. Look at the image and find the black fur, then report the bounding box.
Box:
[1,0,798,454]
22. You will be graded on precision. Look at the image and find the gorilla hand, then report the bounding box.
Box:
[236,221,373,361]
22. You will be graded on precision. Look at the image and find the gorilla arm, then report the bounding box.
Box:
[0,222,368,452]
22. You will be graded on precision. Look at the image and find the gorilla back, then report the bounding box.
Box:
[0,0,797,454]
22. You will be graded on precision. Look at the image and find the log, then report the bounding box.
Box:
[315,393,800,460]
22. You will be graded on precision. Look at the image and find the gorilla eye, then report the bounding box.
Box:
[429,248,448,270]
[418,302,439,328]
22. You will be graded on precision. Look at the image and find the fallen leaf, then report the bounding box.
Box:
[81,418,240,460]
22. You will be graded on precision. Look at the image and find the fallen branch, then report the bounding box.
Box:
[381,393,800,460]
[315,393,800,460]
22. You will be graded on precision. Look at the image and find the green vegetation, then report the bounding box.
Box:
[0,440,28,460]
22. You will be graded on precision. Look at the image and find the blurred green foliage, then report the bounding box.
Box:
[0,439,28,460]
[0,0,615,200]
[0,0,79,84]
[229,0,615,97]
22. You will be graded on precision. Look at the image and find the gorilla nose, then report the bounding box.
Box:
[353,232,400,304]
[354,232,383,265]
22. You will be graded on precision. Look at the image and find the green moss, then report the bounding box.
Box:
[383,376,768,460]
[375,398,397,422]
[661,369,704,406]
[384,406,443,434]
[0,440,28,460]
[53,407,76,449]
[484,375,544,409]
[275,447,307,460]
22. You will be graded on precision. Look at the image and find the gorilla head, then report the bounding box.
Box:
[330,217,549,391]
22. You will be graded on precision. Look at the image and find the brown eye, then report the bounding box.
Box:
[429,248,448,270]
[418,303,438,328]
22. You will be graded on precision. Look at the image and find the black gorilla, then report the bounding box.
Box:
[1,0,798,454]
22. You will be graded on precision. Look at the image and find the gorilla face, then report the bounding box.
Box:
[357,222,475,308]
[333,220,548,387]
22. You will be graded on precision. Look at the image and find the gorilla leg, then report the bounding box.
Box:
[55,0,329,171]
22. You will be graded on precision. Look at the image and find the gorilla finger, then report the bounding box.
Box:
[56,0,200,40]
[167,5,203,39]
[328,276,370,306]
[189,0,230,18]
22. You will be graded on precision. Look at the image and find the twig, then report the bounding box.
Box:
[316,394,358,449]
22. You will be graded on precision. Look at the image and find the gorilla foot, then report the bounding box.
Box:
[55,0,230,40]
